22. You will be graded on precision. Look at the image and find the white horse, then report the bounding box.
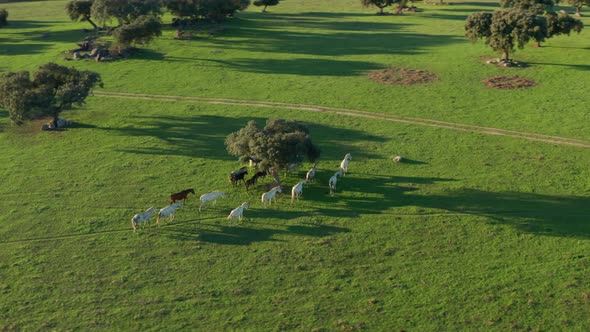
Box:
[227,202,249,223]
[328,174,338,195]
[262,186,282,206]
[131,207,158,231]
[334,169,343,178]
[306,163,318,183]
[340,153,352,176]
[291,180,307,202]
[156,201,184,225]
[199,191,225,212]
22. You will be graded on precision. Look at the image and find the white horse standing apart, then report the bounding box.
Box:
[328,174,338,195]
[306,163,318,183]
[156,201,184,225]
[340,153,352,176]
[262,186,282,206]
[131,207,158,231]
[291,180,307,202]
[199,191,225,212]
[227,202,249,223]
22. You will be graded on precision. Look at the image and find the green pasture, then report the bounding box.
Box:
[1,0,590,330]
[1,0,590,137]
[1,98,589,330]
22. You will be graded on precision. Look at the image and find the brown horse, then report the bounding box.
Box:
[170,189,195,203]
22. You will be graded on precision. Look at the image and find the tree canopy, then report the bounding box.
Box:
[164,0,250,21]
[253,0,280,12]
[361,0,396,14]
[91,0,162,25]
[0,9,8,27]
[500,0,554,13]
[66,0,98,29]
[0,63,102,126]
[112,14,162,48]
[465,9,582,61]
[225,119,321,171]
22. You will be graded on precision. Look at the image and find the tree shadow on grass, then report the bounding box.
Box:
[102,114,386,160]
[161,220,349,245]
[526,61,590,71]
[3,20,63,30]
[0,43,50,56]
[267,172,590,239]
[197,15,463,59]
[194,58,383,76]
[22,28,87,43]
[407,189,590,238]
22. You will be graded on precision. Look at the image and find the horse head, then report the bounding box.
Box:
[188,189,195,194]
[345,153,352,161]
[242,202,249,209]
[176,201,184,208]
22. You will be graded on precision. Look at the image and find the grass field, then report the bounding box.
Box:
[1,0,590,331]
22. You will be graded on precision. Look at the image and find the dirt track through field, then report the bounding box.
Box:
[94,91,590,148]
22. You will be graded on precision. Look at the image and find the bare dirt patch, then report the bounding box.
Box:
[368,67,437,86]
[484,76,537,90]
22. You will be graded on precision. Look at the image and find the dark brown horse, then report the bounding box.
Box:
[229,167,248,187]
[170,188,195,203]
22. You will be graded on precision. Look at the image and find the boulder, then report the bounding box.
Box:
[73,51,80,60]
[89,48,100,57]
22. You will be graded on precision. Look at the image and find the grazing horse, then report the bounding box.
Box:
[229,167,248,186]
[131,207,158,231]
[227,202,249,223]
[170,189,195,203]
[261,186,282,206]
[291,180,307,202]
[328,174,338,195]
[306,163,318,183]
[244,176,257,191]
[340,153,352,176]
[156,201,184,225]
[334,169,343,178]
[254,171,267,179]
[199,191,225,212]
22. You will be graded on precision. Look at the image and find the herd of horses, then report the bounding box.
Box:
[131,153,353,231]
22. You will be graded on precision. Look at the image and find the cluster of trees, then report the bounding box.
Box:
[65,0,259,49]
[465,0,583,61]
[225,119,321,173]
[0,9,7,27]
[0,64,102,126]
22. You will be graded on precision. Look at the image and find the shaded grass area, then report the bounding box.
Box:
[0,98,589,330]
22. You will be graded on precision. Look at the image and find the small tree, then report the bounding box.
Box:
[66,0,98,29]
[0,9,8,27]
[253,0,279,12]
[465,10,537,61]
[0,63,102,127]
[225,119,321,177]
[112,15,162,49]
[361,0,395,15]
[567,0,590,16]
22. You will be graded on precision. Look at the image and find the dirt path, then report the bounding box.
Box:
[94,91,590,148]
